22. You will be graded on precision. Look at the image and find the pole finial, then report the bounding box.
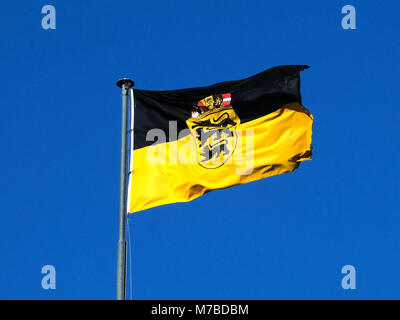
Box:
[117,78,135,88]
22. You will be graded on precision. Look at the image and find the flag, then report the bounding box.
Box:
[128,65,313,213]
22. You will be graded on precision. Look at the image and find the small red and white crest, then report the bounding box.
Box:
[191,93,232,118]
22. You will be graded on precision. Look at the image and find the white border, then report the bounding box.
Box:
[126,88,135,214]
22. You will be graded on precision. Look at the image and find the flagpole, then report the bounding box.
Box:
[116,78,134,300]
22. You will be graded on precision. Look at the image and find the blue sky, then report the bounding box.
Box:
[0,0,399,299]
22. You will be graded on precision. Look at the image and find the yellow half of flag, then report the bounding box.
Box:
[128,102,312,213]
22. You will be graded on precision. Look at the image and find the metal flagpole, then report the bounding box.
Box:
[116,78,134,300]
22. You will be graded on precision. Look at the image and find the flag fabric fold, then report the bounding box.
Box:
[128,65,313,213]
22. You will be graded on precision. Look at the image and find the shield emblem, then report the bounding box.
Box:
[187,105,241,169]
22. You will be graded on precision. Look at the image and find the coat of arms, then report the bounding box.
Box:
[187,93,240,169]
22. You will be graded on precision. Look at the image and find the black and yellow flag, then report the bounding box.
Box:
[128,65,313,213]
